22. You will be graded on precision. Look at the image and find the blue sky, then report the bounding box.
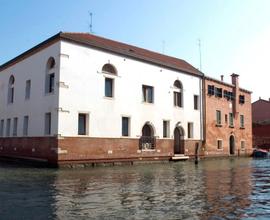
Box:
[1,0,270,100]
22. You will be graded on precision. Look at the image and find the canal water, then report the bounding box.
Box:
[0,158,269,219]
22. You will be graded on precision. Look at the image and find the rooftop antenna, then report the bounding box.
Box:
[162,40,166,54]
[88,11,93,33]
[198,39,202,71]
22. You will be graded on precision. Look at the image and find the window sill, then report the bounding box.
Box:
[45,92,55,96]
[240,127,245,129]
[216,124,222,127]
[121,135,130,138]
[104,96,115,100]
[173,106,183,109]
[142,101,154,105]
[229,125,234,128]
[141,149,156,152]
[217,148,223,151]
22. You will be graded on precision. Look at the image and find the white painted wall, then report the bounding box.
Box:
[58,40,203,140]
[0,42,60,137]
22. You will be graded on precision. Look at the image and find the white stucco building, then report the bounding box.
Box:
[0,32,203,165]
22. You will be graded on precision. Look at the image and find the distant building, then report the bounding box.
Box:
[252,98,270,148]
[0,32,252,166]
[203,74,252,156]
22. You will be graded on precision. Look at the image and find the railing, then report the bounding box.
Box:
[139,136,156,150]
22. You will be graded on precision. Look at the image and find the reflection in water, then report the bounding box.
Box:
[1,158,270,219]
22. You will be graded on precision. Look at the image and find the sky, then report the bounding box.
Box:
[1,0,270,101]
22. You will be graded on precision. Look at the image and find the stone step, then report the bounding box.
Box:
[171,154,189,161]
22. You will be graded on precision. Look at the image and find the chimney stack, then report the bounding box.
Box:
[231,73,239,116]
[220,75,224,81]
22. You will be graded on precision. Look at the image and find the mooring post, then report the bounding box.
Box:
[195,142,199,165]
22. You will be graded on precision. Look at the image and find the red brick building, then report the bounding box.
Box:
[203,74,252,156]
[252,99,270,148]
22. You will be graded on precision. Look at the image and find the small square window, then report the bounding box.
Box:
[208,85,215,95]
[217,140,223,150]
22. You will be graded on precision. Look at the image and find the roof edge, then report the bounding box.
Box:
[0,32,62,71]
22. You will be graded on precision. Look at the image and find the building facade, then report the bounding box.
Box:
[252,99,270,148]
[203,75,252,156]
[0,32,205,166]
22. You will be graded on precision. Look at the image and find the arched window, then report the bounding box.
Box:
[173,80,183,107]
[102,63,117,75]
[45,57,55,94]
[8,75,15,103]
[140,122,156,150]
[102,64,117,97]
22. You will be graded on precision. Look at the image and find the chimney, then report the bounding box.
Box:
[220,75,224,81]
[231,73,239,116]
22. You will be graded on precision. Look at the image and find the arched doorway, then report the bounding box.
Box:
[174,127,185,154]
[140,123,155,150]
[229,135,235,155]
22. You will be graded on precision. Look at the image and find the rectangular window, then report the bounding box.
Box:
[241,141,245,149]
[215,88,222,98]
[49,73,55,93]
[23,116,29,136]
[229,113,234,127]
[6,119,11,137]
[78,113,88,135]
[174,92,182,107]
[163,120,170,138]
[105,78,114,97]
[216,110,221,125]
[217,140,223,150]
[25,80,31,100]
[240,115,244,128]
[239,95,245,104]
[208,85,215,95]
[122,117,130,136]
[45,113,51,135]
[194,95,199,110]
[142,85,154,103]
[13,117,18,136]
[225,114,228,123]
[188,122,193,138]
[0,120,4,137]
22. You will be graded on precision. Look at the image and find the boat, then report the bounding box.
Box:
[252,149,269,158]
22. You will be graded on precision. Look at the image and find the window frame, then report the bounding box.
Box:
[229,113,234,127]
[25,79,31,100]
[121,116,130,137]
[240,114,245,128]
[217,139,223,150]
[187,122,194,138]
[194,95,199,110]
[78,113,89,136]
[142,85,154,103]
[0,120,4,137]
[13,117,18,137]
[216,110,222,126]
[105,77,114,98]
[23,116,29,136]
[163,120,170,138]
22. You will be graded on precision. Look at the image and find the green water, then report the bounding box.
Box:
[0,158,269,219]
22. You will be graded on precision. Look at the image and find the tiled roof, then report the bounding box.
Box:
[59,32,202,77]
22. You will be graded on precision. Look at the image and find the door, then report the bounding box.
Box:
[174,127,184,154]
[229,135,235,155]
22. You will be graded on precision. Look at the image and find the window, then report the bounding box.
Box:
[194,95,199,110]
[163,120,170,138]
[122,117,130,136]
[229,113,234,127]
[142,85,154,103]
[216,110,222,125]
[0,120,4,137]
[215,87,222,98]
[45,113,51,135]
[239,95,245,104]
[45,57,55,94]
[105,78,114,97]
[217,140,223,150]
[102,64,117,75]
[23,116,29,136]
[225,114,228,123]
[173,80,183,107]
[78,113,88,135]
[208,85,215,95]
[13,117,18,136]
[6,118,11,137]
[224,90,235,101]
[25,80,31,100]
[241,141,245,149]
[188,122,193,138]
[8,75,15,103]
[240,115,244,128]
